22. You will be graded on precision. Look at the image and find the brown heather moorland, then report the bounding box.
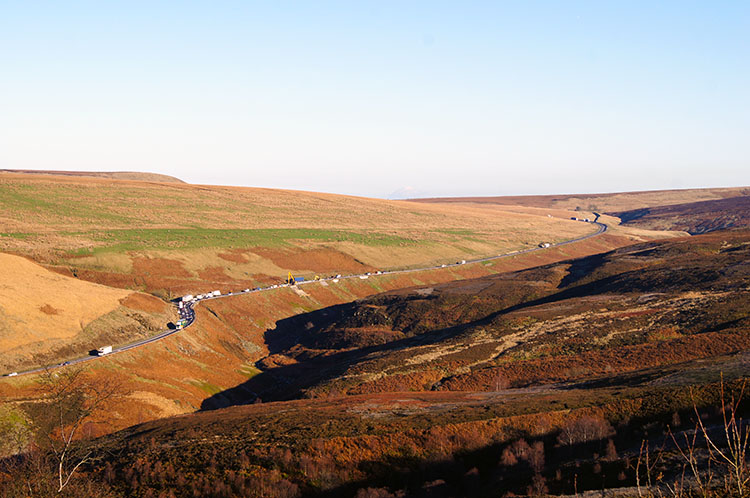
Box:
[614,195,750,234]
[3,231,748,498]
[0,172,674,374]
[0,171,672,293]
[0,227,636,430]
[3,174,749,497]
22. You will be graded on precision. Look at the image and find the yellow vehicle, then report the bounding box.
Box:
[286,272,304,285]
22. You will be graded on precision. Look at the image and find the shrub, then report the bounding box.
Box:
[557,416,615,446]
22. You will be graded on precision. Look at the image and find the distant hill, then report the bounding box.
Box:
[411,186,750,213]
[614,195,750,234]
[0,169,185,183]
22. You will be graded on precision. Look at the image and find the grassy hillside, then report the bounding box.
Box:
[0,173,680,378]
[0,253,176,372]
[0,172,607,298]
[0,173,688,420]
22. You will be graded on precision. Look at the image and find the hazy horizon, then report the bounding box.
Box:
[2,1,748,199]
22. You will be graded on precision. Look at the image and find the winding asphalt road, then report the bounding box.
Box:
[4,219,607,377]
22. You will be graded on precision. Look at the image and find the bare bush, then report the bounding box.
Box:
[696,380,749,497]
[557,415,615,446]
[355,488,396,498]
[500,446,518,466]
[604,439,618,462]
[640,377,749,498]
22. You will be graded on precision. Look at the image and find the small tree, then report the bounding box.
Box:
[528,441,545,473]
[33,367,121,493]
[604,439,618,462]
[493,372,510,392]
[527,473,548,496]
[557,415,615,446]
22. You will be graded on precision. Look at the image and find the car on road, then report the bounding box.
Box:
[7,372,17,377]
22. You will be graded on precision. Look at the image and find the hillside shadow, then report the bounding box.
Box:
[200,240,743,411]
[199,270,646,410]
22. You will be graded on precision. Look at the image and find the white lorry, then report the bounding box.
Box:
[97,345,113,356]
[182,295,194,302]
[212,290,221,297]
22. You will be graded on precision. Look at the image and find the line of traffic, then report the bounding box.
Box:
[4,218,606,377]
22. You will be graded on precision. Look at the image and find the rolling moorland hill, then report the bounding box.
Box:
[0,171,606,298]
[0,225,635,431]
[411,186,750,213]
[1,176,750,496]
[0,172,678,374]
[13,230,748,497]
[3,175,749,497]
[0,169,185,184]
[0,253,176,372]
[614,195,750,234]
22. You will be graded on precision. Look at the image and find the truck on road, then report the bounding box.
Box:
[285,272,305,285]
[97,345,113,356]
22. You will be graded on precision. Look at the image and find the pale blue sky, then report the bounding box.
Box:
[1,1,748,198]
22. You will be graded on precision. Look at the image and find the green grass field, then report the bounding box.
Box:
[65,228,419,255]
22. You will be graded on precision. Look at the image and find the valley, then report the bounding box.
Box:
[1,174,748,497]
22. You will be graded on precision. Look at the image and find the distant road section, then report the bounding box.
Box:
[3,219,606,377]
